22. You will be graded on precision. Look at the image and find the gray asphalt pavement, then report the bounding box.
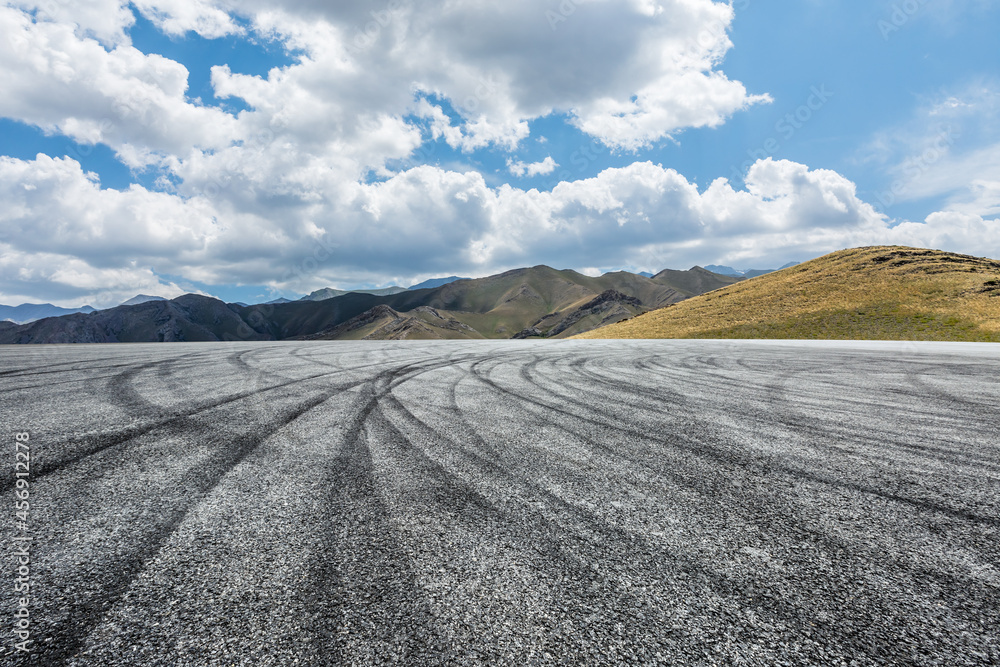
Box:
[0,340,998,666]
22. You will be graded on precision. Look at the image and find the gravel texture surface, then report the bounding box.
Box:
[0,340,998,666]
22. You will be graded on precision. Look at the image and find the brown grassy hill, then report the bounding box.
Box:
[574,246,1000,342]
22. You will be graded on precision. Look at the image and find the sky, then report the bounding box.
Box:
[1,0,999,307]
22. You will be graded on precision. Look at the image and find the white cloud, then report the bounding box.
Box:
[130,0,767,156]
[507,156,558,178]
[860,81,1000,217]
[133,0,243,39]
[0,246,193,309]
[5,151,999,306]
[0,6,239,166]
[2,1,997,307]
[1,0,770,221]
[0,154,219,267]
[7,0,135,45]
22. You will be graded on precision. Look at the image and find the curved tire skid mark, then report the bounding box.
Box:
[0,354,142,378]
[225,345,299,385]
[762,367,1000,475]
[0,371,129,394]
[367,397,704,663]
[380,376,905,663]
[0,370,370,494]
[459,352,1000,661]
[304,363,455,665]
[462,345,1000,647]
[29,389,341,666]
[478,354,1000,528]
[904,364,1000,413]
[103,349,225,418]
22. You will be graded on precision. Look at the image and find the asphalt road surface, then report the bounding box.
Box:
[0,340,998,666]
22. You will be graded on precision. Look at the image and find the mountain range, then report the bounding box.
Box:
[0,303,96,325]
[703,262,800,278]
[0,264,744,343]
[259,279,466,305]
[0,294,164,324]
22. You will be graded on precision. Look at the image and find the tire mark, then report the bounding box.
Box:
[32,388,341,666]
[304,362,458,664]
[456,352,1000,662]
[0,371,364,494]
[467,356,1000,529]
[378,371,908,664]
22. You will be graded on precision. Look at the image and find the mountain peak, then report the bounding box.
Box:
[408,276,470,291]
[300,286,408,301]
[121,294,167,307]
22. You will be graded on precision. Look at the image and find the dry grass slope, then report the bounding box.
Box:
[573,246,1000,341]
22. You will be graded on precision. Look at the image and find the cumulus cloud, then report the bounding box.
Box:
[0,154,219,267]
[0,6,239,166]
[1,1,996,307]
[6,0,766,167]
[0,247,192,309]
[6,0,135,45]
[507,157,558,178]
[132,0,243,39]
[5,150,999,305]
[1,0,769,203]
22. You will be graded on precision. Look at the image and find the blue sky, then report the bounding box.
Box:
[1,0,998,307]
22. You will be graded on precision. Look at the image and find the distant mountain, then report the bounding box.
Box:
[704,262,800,278]
[576,247,1000,342]
[408,276,470,291]
[0,264,746,344]
[638,271,654,278]
[299,286,408,301]
[703,265,744,277]
[645,267,744,300]
[121,294,167,307]
[0,303,96,324]
[265,297,293,305]
[0,295,271,344]
[742,262,800,279]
